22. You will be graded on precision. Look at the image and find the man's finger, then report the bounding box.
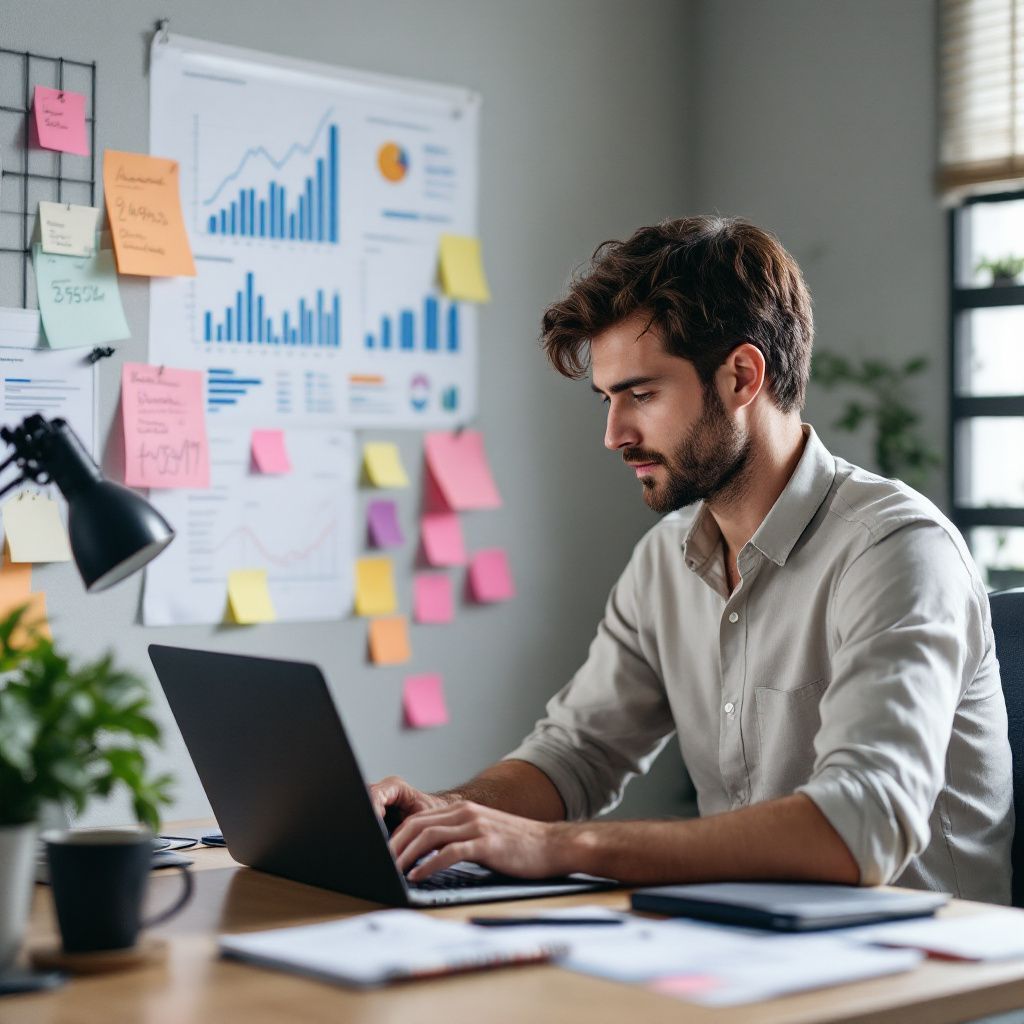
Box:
[394,824,469,873]
[407,840,480,882]
[390,803,468,855]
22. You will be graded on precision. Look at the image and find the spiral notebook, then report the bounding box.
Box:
[219,909,564,987]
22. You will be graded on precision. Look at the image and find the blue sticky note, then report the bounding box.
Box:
[33,243,130,348]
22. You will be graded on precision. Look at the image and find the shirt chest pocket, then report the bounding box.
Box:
[754,677,829,800]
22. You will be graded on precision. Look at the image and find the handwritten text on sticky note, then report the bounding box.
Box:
[403,673,449,728]
[38,201,100,258]
[34,86,89,156]
[121,363,210,489]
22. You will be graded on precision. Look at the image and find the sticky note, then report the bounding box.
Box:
[368,615,412,665]
[122,363,210,488]
[363,442,410,488]
[420,512,466,566]
[38,202,100,257]
[355,557,397,616]
[468,548,515,603]
[103,150,196,277]
[33,245,130,348]
[403,673,449,729]
[367,500,404,548]
[10,591,52,646]
[251,429,291,474]
[424,431,501,511]
[2,494,71,563]
[33,86,89,156]
[438,234,491,303]
[414,573,454,625]
[0,550,32,616]
[226,569,276,624]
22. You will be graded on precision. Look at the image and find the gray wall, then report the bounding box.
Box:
[3,0,695,825]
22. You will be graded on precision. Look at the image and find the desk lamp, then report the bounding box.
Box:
[0,414,174,591]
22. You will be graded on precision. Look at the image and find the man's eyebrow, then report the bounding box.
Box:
[590,375,662,396]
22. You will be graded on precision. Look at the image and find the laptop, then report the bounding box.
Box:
[148,644,614,906]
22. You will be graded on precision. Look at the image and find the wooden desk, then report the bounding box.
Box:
[7,827,1024,1024]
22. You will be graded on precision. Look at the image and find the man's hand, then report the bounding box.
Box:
[390,801,578,882]
[368,775,452,824]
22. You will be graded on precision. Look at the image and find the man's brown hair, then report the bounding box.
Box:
[541,216,813,413]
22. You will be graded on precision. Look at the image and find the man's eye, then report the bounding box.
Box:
[632,392,652,403]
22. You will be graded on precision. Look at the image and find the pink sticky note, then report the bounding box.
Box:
[368,500,404,548]
[403,673,449,728]
[33,86,89,156]
[468,548,515,603]
[420,512,466,566]
[121,363,210,488]
[251,430,291,474]
[423,431,502,511]
[414,573,454,624]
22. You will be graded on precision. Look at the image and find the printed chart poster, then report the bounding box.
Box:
[149,34,480,429]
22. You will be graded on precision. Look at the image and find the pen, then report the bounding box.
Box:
[469,916,624,927]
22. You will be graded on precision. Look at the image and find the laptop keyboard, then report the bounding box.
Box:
[409,862,502,891]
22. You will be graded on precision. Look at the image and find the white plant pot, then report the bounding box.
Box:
[0,822,37,973]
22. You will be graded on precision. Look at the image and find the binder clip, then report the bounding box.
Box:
[86,346,115,364]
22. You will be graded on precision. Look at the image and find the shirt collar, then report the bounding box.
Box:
[682,425,836,570]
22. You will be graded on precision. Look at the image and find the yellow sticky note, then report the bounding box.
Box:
[355,557,397,617]
[103,151,196,277]
[439,234,491,303]
[226,569,277,624]
[2,494,72,563]
[368,615,412,665]
[363,443,409,489]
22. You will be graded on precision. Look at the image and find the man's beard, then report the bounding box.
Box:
[624,386,753,515]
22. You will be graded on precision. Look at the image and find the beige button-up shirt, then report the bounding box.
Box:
[507,427,1013,903]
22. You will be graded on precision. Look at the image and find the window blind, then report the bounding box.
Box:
[940,0,1024,193]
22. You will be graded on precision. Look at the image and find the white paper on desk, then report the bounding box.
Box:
[844,909,1024,961]
[219,909,564,988]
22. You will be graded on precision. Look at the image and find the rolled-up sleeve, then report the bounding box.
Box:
[504,545,675,820]
[798,521,983,885]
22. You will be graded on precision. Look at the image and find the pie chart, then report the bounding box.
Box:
[378,142,410,182]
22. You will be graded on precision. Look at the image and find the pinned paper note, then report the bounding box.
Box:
[367,500,404,548]
[34,245,130,348]
[103,151,196,276]
[122,363,210,488]
[424,431,501,511]
[38,202,101,257]
[368,615,412,665]
[420,512,466,566]
[227,569,277,624]
[414,573,454,625]
[363,442,410,488]
[438,234,491,303]
[251,430,291,474]
[33,86,89,156]
[355,557,397,616]
[403,673,449,728]
[3,494,71,563]
[468,548,515,603]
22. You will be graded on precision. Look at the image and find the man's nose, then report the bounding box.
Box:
[604,403,639,451]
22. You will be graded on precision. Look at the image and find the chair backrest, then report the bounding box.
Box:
[988,589,1024,907]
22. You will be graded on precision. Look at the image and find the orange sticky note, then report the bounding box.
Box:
[0,551,32,618]
[10,591,52,647]
[34,86,89,156]
[413,573,454,625]
[403,673,449,728]
[468,548,515,603]
[121,363,210,488]
[368,616,412,665]
[420,512,466,566]
[424,431,501,511]
[103,151,196,276]
[251,430,291,474]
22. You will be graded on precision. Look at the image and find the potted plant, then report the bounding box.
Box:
[0,605,172,973]
[976,254,1024,286]
[811,352,941,490]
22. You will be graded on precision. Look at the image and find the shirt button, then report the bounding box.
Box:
[724,701,735,714]
[728,612,739,624]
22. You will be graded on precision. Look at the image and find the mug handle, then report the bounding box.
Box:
[141,864,194,928]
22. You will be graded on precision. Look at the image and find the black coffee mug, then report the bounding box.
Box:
[43,827,193,954]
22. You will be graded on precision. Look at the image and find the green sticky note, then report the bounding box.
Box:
[33,243,130,349]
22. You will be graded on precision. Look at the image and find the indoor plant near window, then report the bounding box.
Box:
[0,605,172,973]
[976,254,1024,286]
[811,352,941,490]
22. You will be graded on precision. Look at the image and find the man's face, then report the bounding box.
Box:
[590,316,752,514]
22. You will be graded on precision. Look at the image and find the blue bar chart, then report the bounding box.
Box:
[203,119,339,244]
[364,295,458,353]
[204,272,342,348]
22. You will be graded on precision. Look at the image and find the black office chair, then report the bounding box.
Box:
[989,589,1024,908]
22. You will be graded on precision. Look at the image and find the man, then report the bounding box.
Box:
[373,216,1013,902]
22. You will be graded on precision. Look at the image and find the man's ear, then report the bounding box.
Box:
[721,343,766,409]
